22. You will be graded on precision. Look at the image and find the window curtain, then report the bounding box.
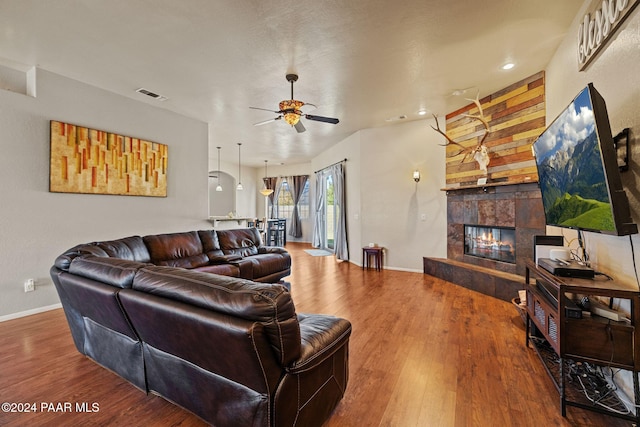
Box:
[271,177,284,219]
[264,177,279,218]
[312,171,325,248]
[288,175,308,238]
[330,163,348,261]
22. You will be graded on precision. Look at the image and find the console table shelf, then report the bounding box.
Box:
[525,260,640,423]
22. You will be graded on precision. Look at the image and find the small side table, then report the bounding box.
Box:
[362,246,383,271]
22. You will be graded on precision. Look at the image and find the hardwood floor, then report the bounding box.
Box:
[0,242,633,426]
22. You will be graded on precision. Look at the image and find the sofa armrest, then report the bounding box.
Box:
[286,314,352,374]
[208,254,243,264]
[258,246,287,254]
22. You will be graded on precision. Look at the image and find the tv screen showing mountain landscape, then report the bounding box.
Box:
[533,86,615,233]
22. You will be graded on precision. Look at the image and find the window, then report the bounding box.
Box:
[277,179,309,219]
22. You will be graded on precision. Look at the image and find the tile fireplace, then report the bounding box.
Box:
[446,183,545,276]
[424,183,546,301]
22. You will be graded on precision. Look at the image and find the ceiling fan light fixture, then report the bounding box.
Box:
[279,99,304,125]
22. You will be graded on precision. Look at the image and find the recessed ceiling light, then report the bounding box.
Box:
[502,62,515,70]
[417,110,428,116]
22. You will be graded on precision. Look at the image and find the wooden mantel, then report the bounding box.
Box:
[442,177,538,193]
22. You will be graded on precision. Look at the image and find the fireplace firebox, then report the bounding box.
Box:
[464,225,516,264]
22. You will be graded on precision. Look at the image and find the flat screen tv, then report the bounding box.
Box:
[532,83,637,236]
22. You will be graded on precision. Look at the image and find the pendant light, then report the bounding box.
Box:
[215,146,223,192]
[236,143,243,191]
[259,160,274,196]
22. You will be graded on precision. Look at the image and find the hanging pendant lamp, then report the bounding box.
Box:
[215,146,223,192]
[236,143,243,191]
[259,160,273,196]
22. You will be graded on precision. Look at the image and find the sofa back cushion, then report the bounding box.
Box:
[69,256,146,289]
[143,231,209,269]
[216,228,261,257]
[132,265,301,366]
[197,229,225,259]
[54,236,150,271]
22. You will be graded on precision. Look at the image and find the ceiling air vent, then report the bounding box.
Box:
[136,88,168,101]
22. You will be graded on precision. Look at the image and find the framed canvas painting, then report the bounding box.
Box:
[49,121,167,197]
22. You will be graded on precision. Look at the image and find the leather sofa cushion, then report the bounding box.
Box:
[216,228,261,257]
[193,263,240,277]
[132,265,301,365]
[69,256,147,289]
[54,236,150,270]
[95,236,151,262]
[197,230,225,259]
[245,254,291,281]
[289,314,352,373]
[143,231,209,269]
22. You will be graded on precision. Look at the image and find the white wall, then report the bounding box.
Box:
[358,119,448,271]
[546,1,640,287]
[0,69,209,319]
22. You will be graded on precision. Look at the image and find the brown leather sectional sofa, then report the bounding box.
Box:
[49,228,351,426]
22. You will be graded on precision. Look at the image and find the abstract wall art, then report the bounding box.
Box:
[49,120,168,197]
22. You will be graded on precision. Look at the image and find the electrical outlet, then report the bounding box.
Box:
[24,278,35,293]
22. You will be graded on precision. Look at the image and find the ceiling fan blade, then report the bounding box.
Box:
[250,106,280,113]
[294,120,306,133]
[253,116,282,126]
[300,102,317,113]
[304,114,339,124]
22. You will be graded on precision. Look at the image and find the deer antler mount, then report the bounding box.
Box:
[431,92,491,174]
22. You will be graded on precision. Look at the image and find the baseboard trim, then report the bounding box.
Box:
[348,259,422,273]
[0,303,62,323]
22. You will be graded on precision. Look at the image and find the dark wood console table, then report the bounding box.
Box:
[525,260,640,423]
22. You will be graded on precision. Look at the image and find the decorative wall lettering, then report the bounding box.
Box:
[578,0,639,70]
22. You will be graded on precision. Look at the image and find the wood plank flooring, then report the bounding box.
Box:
[0,242,633,426]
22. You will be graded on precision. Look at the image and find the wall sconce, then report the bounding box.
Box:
[413,170,421,183]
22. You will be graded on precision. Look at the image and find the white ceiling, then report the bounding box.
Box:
[0,0,584,167]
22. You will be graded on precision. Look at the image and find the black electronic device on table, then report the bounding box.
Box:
[538,257,595,279]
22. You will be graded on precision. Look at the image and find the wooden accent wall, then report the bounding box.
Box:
[444,71,545,188]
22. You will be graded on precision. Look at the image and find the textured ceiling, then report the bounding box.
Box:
[0,0,585,167]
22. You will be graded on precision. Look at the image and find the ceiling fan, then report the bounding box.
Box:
[250,74,339,133]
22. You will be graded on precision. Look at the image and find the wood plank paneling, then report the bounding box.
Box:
[443,71,545,187]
